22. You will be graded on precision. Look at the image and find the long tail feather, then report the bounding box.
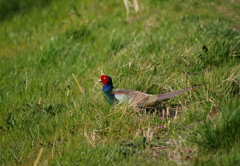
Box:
[157,84,202,101]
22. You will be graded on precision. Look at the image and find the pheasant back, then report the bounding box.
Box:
[113,89,157,107]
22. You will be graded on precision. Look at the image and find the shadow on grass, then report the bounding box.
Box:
[0,0,53,21]
[142,104,182,119]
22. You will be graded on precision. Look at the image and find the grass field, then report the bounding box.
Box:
[0,0,240,165]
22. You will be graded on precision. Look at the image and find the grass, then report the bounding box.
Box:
[0,0,240,165]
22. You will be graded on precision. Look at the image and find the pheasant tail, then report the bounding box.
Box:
[157,84,202,101]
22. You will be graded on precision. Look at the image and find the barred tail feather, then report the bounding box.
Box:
[157,84,202,101]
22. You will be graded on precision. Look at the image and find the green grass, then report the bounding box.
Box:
[0,0,240,165]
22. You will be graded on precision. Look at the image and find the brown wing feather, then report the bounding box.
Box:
[113,89,157,106]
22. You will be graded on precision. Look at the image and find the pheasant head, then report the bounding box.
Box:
[99,75,114,91]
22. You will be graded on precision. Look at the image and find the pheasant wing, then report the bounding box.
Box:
[113,89,156,106]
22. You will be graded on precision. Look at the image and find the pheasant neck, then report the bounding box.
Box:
[102,83,114,92]
[102,83,116,105]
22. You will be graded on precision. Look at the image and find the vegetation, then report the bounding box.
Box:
[0,0,239,165]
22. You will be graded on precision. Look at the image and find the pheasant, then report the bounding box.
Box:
[99,75,201,107]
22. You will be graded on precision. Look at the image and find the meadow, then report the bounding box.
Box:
[0,0,240,165]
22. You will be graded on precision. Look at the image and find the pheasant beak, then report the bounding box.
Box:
[98,79,102,82]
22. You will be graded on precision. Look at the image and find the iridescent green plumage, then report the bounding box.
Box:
[102,89,117,105]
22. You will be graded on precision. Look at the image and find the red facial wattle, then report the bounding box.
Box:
[100,75,109,84]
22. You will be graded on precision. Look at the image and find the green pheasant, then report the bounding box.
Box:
[99,75,201,107]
